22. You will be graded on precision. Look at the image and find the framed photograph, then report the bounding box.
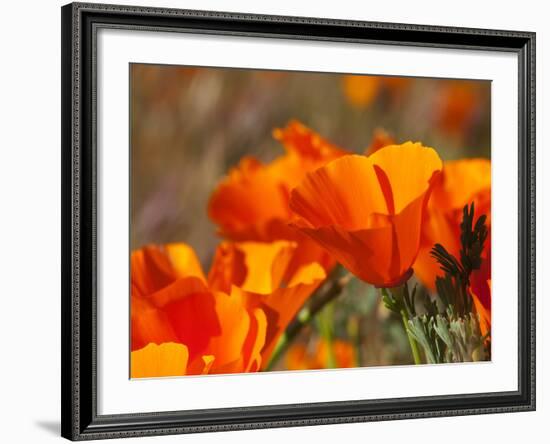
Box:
[61,2,535,440]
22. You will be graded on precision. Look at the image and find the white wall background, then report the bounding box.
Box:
[0,0,546,442]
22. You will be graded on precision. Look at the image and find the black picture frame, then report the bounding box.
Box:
[61,2,536,440]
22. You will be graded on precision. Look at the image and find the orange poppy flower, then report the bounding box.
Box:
[208,120,347,241]
[130,243,215,355]
[289,143,442,288]
[342,75,411,108]
[131,243,262,376]
[211,241,326,366]
[208,120,347,273]
[131,240,325,378]
[414,159,491,291]
[285,338,356,370]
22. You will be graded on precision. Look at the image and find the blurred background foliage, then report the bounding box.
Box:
[131,63,490,369]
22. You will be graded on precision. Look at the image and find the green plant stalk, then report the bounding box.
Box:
[319,303,336,368]
[383,284,423,365]
[400,309,422,365]
[348,316,363,367]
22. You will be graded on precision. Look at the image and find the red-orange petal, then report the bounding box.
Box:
[207,157,291,241]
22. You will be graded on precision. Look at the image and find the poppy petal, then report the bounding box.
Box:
[369,142,442,214]
[208,157,291,240]
[207,291,252,369]
[130,296,176,351]
[187,355,216,376]
[207,242,247,293]
[294,224,392,287]
[237,241,296,294]
[272,120,347,161]
[131,343,189,379]
[149,280,220,359]
[289,155,388,230]
[242,308,268,372]
[164,243,207,282]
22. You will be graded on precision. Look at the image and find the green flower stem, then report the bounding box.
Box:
[400,309,422,365]
[265,268,352,371]
[348,316,362,368]
[319,303,336,368]
[381,284,423,365]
